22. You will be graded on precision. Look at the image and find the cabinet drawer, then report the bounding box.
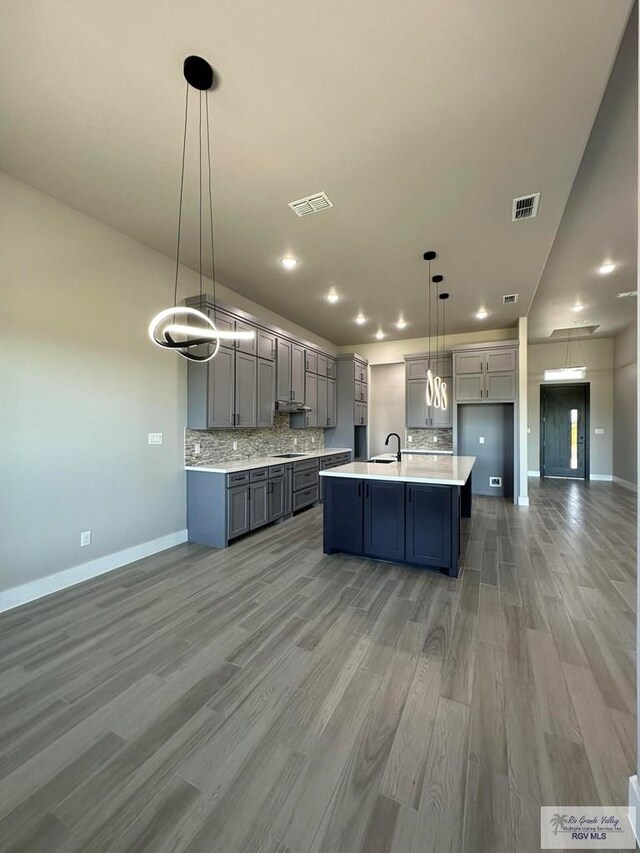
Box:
[228,471,250,487]
[293,458,319,473]
[268,464,285,477]
[338,453,351,464]
[293,485,319,512]
[250,467,269,482]
[293,468,319,491]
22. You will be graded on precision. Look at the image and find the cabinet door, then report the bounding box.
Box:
[235,319,257,355]
[208,309,235,349]
[406,379,428,427]
[485,371,516,401]
[317,375,328,428]
[485,348,516,373]
[354,401,368,426]
[257,358,275,427]
[406,359,428,380]
[455,374,484,402]
[257,329,276,360]
[355,361,367,383]
[454,352,484,375]
[276,338,292,400]
[305,372,318,427]
[405,484,451,567]
[235,352,257,427]
[305,351,318,374]
[268,477,285,522]
[291,344,305,402]
[327,358,337,380]
[429,393,453,427]
[363,480,405,561]
[327,378,337,427]
[250,482,269,529]
[227,485,250,539]
[208,346,235,428]
[284,465,292,516]
[354,380,363,402]
[317,354,328,377]
[323,477,363,554]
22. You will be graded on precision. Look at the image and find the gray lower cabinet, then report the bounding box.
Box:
[257,358,275,427]
[284,465,292,516]
[235,352,257,427]
[268,476,285,522]
[227,485,250,539]
[249,481,269,530]
[292,458,319,511]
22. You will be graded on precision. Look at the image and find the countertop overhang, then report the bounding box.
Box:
[319,455,476,486]
[185,447,353,474]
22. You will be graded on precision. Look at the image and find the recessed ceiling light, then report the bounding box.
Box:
[355,313,367,325]
[281,256,299,270]
[598,262,616,275]
[375,329,385,340]
[572,303,584,312]
[396,318,407,329]
[475,309,488,320]
[326,291,339,304]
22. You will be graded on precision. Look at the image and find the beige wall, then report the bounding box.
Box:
[613,318,637,486]
[1,172,330,599]
[339,327,516,365]
[527,338,614,476]
[368,364,406,457]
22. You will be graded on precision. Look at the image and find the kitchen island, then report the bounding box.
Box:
[320,454,475,577]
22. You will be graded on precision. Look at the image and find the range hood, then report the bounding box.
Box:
[275,400,311,413]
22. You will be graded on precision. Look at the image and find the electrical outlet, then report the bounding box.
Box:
[294,437,298,446]
[312,436,315,444]
[479,436,485,444]
[232,440,238,450]
[407,435,413,443]
[527,427,531,434]
[433,435,438,443]
[148,433,163,445]
[489,477,502,488]
[80,530,91,547]
[194,442,201,456]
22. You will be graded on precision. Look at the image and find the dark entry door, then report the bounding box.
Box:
[541,384,589,479]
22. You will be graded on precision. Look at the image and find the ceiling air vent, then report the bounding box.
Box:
[288,191,334,217]
[550,325,600,338]
[616,290,638,299]
[503,293,519,305]
[512,193,540,221]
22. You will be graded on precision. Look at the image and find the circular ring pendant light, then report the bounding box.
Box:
[149,56,253,363]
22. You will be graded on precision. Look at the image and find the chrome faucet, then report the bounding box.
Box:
[384,432,402,462]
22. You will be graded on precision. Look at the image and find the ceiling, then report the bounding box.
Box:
[0,1,633,346]
[528,4,638,343]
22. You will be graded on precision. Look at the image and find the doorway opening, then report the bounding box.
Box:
[540,383,590,479]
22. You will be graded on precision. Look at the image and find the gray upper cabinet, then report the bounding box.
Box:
[257,358,275,427]
[405,355,453,427]
[452,344,517,404]
[407,378,428,427]
[327,358,337,380]
[327,378,337,427]
[208,309,235,348]
[276,338,292,400]
[305,372,318,427]
[317,354,328,378]
[407,359,428,380]
[355,401,368,426]
[208,346,235,428]
[305,351,318,375]
[317,375,328,428]
[291,344,305,402]
[354,361,367,383]
[235,319,257,355]
[257,329,276,360]
[235,352,257,427]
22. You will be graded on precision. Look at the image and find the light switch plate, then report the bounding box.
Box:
[479,436,485,444]
[407,435,413,443]
[194,442,201,455]
[433,436,438,443]
[232,441,238,451]
[594,428,604,435]
[148,433,163,445]
[80,530,91,547]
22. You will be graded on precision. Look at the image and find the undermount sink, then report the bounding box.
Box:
[367,458,397,464]
[273,453,307,458]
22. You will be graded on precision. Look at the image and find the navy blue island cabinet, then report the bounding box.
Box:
[323,474,471,577]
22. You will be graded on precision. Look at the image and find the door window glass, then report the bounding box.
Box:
[570,408,578,469]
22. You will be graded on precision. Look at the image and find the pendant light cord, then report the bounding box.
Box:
[435,276,439,366]
[427,258,432,368]
[173,82,190,311]
[198,91,203,300]
[205,91,218,322]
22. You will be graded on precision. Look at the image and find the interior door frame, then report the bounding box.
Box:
[540,382,590,480]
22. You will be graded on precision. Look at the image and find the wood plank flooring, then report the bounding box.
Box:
[0,479,636,853]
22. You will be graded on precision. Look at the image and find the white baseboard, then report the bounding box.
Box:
[0,529,188,614]
[590,474,613,481]
[614,476,638,492]
[527,471,540,478]
[517,496,530,506]
[629,775,640,844]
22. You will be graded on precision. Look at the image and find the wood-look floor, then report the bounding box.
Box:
[0,479,636,853]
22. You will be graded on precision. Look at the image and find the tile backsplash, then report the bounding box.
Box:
[405,427,453,451]
[185,413,325,465]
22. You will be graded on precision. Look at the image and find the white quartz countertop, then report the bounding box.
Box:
[401,448,454,456]
[319,455,476,486]
[185,447,352,474]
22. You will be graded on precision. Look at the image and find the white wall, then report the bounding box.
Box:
[527,338,614,477]
[1,172,331,602]
[613,318,637,487]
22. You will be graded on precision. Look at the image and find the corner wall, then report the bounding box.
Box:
[613,318,637,488]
